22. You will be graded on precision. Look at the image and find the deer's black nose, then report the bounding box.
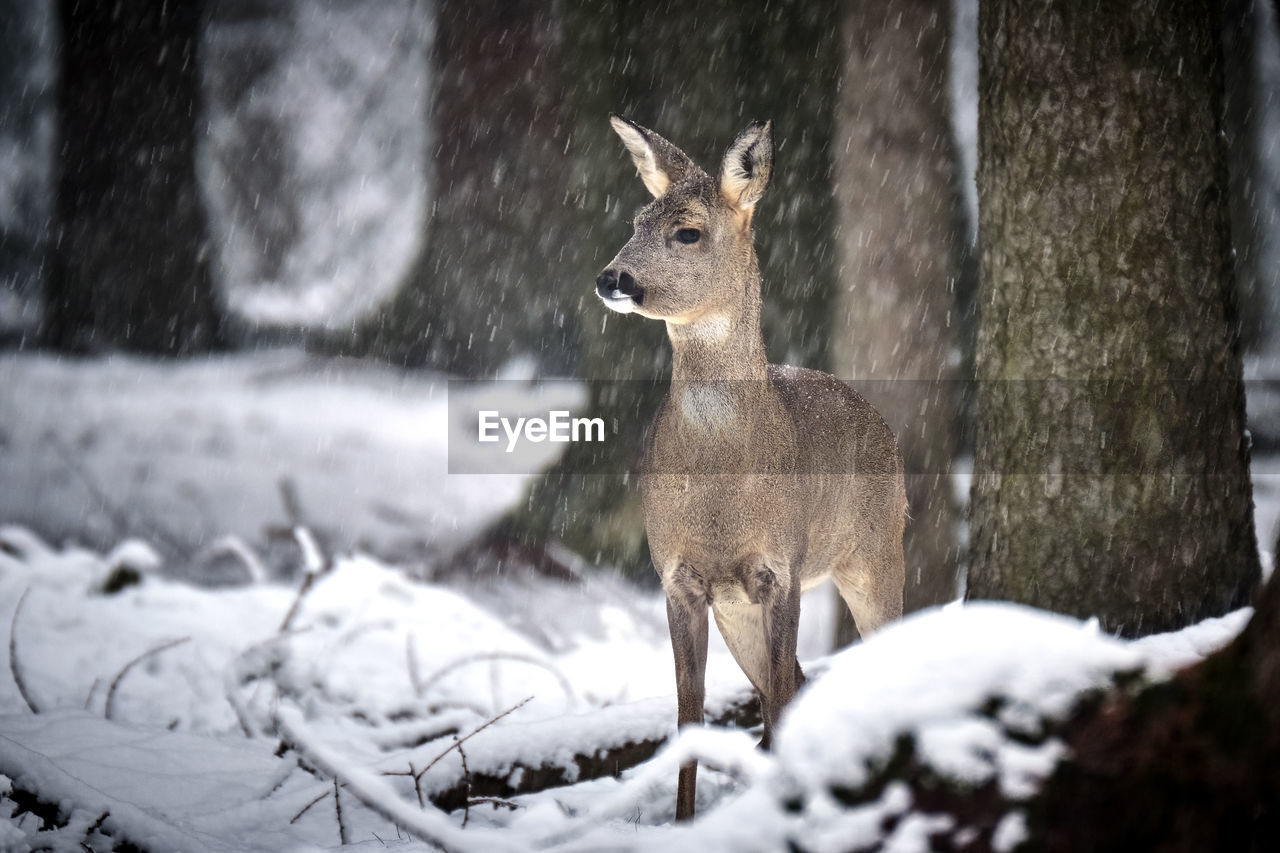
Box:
[596,269,644,304]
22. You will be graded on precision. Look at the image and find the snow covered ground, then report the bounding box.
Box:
[0,350,1273,850]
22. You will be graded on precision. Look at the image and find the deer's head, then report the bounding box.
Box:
[596,116,773,325]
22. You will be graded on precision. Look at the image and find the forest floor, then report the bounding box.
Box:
[0,349,1275,851]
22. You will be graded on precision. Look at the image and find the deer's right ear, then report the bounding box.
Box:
[719,120,772,219]
[610,115,694,198]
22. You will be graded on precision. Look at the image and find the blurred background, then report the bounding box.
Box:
[1,0,1278,634]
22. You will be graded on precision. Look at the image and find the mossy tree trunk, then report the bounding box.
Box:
[45,0,222,354]
[481,0,842,580]
[968,0,1259,635]
[831,0,963,630]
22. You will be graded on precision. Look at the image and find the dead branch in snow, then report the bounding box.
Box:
[8,587,41,713]
[104,637,191,720]
[276,477,335,633]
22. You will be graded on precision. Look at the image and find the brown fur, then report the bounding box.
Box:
[598,116,906,821]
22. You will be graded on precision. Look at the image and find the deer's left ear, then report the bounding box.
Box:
[719,120,772,218]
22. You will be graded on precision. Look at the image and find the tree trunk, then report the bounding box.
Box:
[45,0,221,354]
[1028,564,1280,849]
[831,0,963,632]
[355,0,578,375]
[968,0,1259,636]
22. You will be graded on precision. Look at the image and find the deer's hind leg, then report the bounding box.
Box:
[832,532,905,641]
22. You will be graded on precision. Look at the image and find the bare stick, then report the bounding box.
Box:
[193,535,269,585]
[277,477,333,633]
[9,588,40,713]
[276,705,523,853]
[418,652,575,707]
[414,697,533,783]
[334,777,348,845]
[105,637,191,720]
[291,790,331,825]
[459,741,472,828]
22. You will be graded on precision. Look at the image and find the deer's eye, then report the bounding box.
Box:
[675,228,701,245]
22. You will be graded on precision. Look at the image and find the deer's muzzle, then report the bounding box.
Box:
[596,268,644,310]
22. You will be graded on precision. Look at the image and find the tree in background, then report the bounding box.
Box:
[356,0,579,374]
[831,0,965,626]
[45,0,222,354]
[968,0,1259,634]
[0,0,52,342]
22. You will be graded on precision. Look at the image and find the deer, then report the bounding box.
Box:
[594,115,907,821]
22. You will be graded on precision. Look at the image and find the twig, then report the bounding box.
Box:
[275,705,524,853]
[193,535,269,584]
[459,740,471,828]
[414,697,534,784]
[291,790,331,825]
[334,777,348,845]
[224,627,311,737]
[277,477,334,633]
[105,637,191,720]
[417,652,575,707]
[9,587,40,713]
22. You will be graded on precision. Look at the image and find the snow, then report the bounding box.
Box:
[0,350,1271,850]
[0,523,1258,850]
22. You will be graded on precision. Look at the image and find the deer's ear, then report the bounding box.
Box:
[610,115,695,198]
[719,120,772,218]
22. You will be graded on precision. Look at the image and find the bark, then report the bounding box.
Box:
[1026,570,1280,850]
[968,0,1259,635]
[45,0,222,354]
[355,0,578,375]
[831,0,963,628]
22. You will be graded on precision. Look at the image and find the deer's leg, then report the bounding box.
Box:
[666,589,708,821]
[834,536,905,639]
[746,559,801,751]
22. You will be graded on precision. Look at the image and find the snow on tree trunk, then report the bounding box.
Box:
[967,0,1260,636]
[45,0,222,355]
[831,0,964,622]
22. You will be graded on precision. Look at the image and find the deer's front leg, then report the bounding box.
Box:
[751,561,801,751]
[665,580,708,822]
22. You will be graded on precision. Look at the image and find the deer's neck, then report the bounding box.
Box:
[667,290,768,382]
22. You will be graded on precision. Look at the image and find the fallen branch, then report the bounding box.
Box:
[9,587,41,713]
[104,637,191,720]
[402,688,764,813]
[276,705,525,853]
[192,535,269,584]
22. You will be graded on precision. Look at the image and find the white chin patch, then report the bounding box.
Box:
[600,295,635,314]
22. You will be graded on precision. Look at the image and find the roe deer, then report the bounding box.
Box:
[595,116,907,821]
